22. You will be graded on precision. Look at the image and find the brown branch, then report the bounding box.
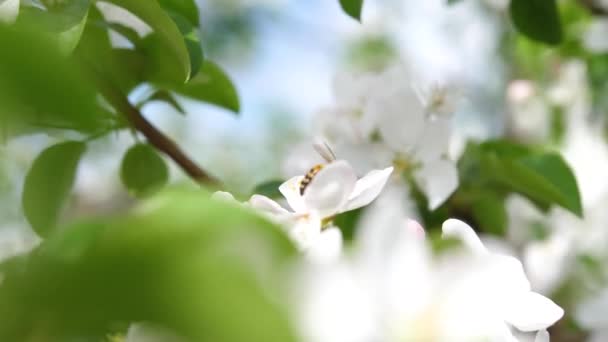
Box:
[95,76,218,185]
[578,0,608,16]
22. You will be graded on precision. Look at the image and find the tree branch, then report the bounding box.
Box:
[95,76,218,185]
[578,0,608,16]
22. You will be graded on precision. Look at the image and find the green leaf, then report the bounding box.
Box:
[174,61,240,113]
[339,0,364,21]
[458,141,582,218]
[253,180,283,199]
[22,141,86,237]
[17,0,91,54]
[158,0,199,27]
[471,192,507,236]
[509,0,563,45]
[481,143,582,217]
[104,0,191,83]
[120,144,169,197]
[0,189,297,341]
[80,9,148,93]
[167,10,203,78]
[0,25,108,136]
[141,90,186,114]
[516,154,582,216]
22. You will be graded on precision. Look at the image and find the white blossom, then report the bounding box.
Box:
[251,159,393,252]
[291,195,563,342]
[287,66,461,210]
[0,0,19,24]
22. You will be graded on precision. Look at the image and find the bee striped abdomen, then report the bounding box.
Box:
[299,164,324,195]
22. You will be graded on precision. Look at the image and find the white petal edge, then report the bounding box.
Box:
[211,191,237,203]
[535,329,550,342]
[249,194,290,216]
[302,160,357,218]
[442,219,487,255]
[0,0,19,24]
[342,166,394,212]
[504,291,564,332]
[279,176,307,213]
[414,158,458,210]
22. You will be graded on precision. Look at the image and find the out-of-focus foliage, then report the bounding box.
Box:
[0,25,108,137]
[509,0,563,45]
[120,144,169,197]
[2,0,608,340]
[174,61,240,113]
[22,141,86,237]
[339,0,364,21]
[0,189,297,341]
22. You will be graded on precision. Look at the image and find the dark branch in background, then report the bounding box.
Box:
[93,73,218,186]
[578,0,608,16]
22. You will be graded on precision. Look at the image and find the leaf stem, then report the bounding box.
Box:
[94,75,218,185]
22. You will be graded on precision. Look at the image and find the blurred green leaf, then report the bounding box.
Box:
[104,0,191,84]
[106,22,142,46]
[0,189,297,341]
[470,192,507,236]
[333,207,363,242]
[253,180,283,199]
[76,8,146,93]
[0,25,108,136]
[17,0,91,54]
[141,90,186,114]
[480,141,582,217]
[339,0,364,21]
[509,0,562,45]
[167,10,203,78]
[120,144,169,197]
[458,141,582,218]
[158,0,199,27]
[174,61,240,113]
[22,141,86,238]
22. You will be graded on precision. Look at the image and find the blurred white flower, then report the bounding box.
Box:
[364,69,459,209]
[575,288,608,342]
[0,0,19,24]
[584,18,608,53]
[292,199,563,342]
[125,323,184,342]
[507,80,550,143]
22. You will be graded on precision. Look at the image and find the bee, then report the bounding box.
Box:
[299,140,337,195]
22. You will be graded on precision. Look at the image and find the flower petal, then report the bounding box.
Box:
[412,118,451,164]
[249,194,290,216]
[504,291,564,332]
[367,85,426,153]
[0,0,19,24]
[535,330,550,342]
[442,219,487,255]
[212,191,238,203]
[414,158,458,210]
[279,176,306,213]
[306,227,343,264]
[288,212,322,251]
[302,160,357,218]
[342,166,394,212]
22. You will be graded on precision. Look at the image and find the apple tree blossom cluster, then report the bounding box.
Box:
[206,64,571,341]
[2,1,608,342]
